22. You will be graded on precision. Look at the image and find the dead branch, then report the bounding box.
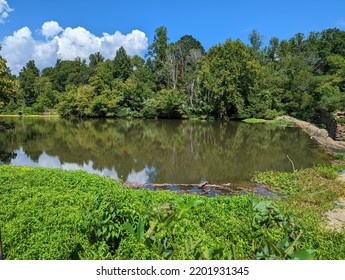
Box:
[126,182,233,191]
[287,154,296,172]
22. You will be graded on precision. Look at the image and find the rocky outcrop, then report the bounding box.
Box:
[334,112,345,142]
[276,115,345,152]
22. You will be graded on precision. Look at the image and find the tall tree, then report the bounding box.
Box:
[266,37,280,62]
[147,26,170,88]
[249,29,264,53]
[89,60,114,94]
[18,60,40,107]
[42,58,91,92]
[113,47,132,82]
[200,39,263,118]
[147,26,169,66]
[174,35,205,85]
[173,35,205,107]
[89,52,105,68]
[0,46,17,109]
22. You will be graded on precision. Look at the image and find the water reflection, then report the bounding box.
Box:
[9,147,158,184]
[0,117,331,185]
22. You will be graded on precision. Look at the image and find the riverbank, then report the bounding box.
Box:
[276,115,345,152]
[0,114,59,118]
[0,162,345,260]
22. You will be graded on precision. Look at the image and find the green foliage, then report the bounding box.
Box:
[268,119,295,126]
[249,29,264,53]
[113,47,133,82]
[0,51,18,110]
[199,39,263,119]
[57,85,96,117]
[242,118,266,123]
[89,52,105,68]
[2,27,345,123]
[18,60,40,107]
[253,171,300,194]
[123,198,204,259]
[141,98,159,118]
[155,89,187,118]
[337,117,345,124]
[334,153,345,160]
[251,200,315,260]
[313,165,339,180]
[1,165,345,260]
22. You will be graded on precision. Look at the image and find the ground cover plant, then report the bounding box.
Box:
[0,162,345,260]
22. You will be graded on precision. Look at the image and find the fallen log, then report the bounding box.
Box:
[124,180,275,197]
[126,181,233,191]
[198,181,208,188]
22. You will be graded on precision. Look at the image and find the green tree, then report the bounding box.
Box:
[316,55,345,113]
[174,35,205,90]
[35,77,58,111]
[147,26,170,89]
[116,78,154,115]
[199,39,263,119]
[148,26,169,67]
[155,89,187,118]
[266,37,280,62]
[249,29,264,53]
[42,58,91,93]
[131,55,155,88]
[18,60,40,107]
[57,85,95,117]
[289,32,305,55]
[89,52,105,68]
[0,47,17,110]
[89,60,115,94]
[113,47,132,82]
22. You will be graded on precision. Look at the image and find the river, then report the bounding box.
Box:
[0,117,330,192]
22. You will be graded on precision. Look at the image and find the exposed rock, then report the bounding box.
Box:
[276,115,345,152]
[325,196,345,231]
[338,173,345,182]
[325,208,345,231]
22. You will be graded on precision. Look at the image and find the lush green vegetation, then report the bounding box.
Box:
[242,118,267,123]
[242,118,295,126]
[1,27,345,122]
[1,25,345,260]
[1,162,345,260]
[268,119,295,126]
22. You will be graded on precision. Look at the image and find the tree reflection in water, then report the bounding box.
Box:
[0,117,330,185]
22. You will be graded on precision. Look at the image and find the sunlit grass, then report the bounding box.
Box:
[242,118,266,123]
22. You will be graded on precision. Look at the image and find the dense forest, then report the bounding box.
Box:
[1,27,345,122]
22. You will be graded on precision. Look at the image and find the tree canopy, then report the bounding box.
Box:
[1,27,345,123]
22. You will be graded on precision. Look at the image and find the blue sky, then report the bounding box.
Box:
[1,0,345,74]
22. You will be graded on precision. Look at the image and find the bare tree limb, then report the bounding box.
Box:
[287,154,296,172]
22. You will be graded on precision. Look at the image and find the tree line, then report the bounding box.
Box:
[1,26,345,122]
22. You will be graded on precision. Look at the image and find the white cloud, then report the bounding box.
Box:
[0,0,13,24]
[57,26,102,60]
[1,27,36,73]
[0,21,148,74]
[41,21,63,38]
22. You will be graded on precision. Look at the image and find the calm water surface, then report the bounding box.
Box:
[0,118,330,187]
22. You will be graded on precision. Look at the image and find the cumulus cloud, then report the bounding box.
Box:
[0,21,148,74]
[41,21,63,38]
[0,0,13,24]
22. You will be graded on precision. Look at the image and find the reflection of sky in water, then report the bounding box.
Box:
[126,165,157,184]
[9,147,155,184]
